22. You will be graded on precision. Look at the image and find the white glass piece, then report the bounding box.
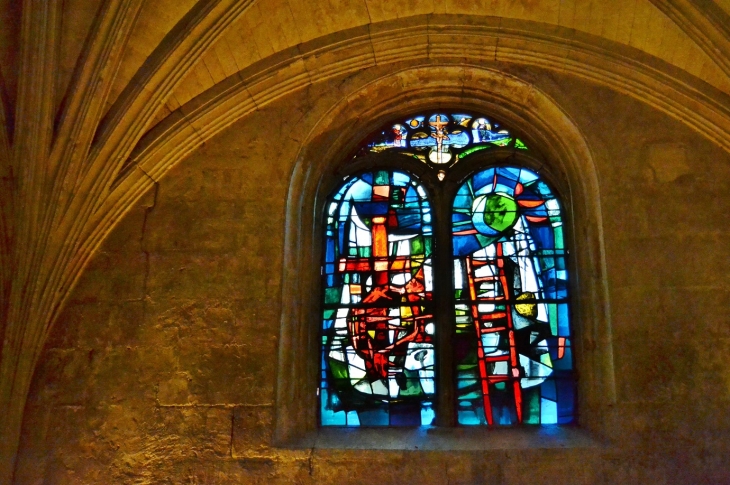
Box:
[474,263,494,278]
[502,241,516,257]
[420,374,435,395]
[404,343,434,370]
[397,240,410,255]
[424,261,434,290]
[347,353,368,379]
[354,379,373,395]
[519,354,553,388]
[355,226,371,247]
[391,273,412,285]
[389,377,400,398]
[546,199,559,212]
[389,233,415,242]
[340,284,350,304]
[329,349,346,362]
[478,303,496,313]
[519,255,539,293]
[454,259,464,289]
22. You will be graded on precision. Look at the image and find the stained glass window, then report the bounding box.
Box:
[452,167,574,425]
[354,112,528,169]
[320,170,436,426]
[320,112,575,428]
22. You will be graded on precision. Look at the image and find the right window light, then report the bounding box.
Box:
[452,166,574,426]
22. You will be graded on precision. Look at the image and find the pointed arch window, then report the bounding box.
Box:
[319,112,575,428]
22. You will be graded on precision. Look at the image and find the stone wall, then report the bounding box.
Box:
[15,70,730,484]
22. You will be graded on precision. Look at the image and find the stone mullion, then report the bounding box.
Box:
[432,186,457,426]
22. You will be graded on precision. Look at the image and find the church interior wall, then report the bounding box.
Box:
[13,66,730,484]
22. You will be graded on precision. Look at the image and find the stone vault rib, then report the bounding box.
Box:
[0,1,257,482]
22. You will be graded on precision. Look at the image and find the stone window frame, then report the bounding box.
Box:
[273,90,616,450]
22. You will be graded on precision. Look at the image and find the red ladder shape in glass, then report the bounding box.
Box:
[465,242,523,425]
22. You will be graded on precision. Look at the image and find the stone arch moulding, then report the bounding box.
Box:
[99,18,730,314]
[110,16,730,238]
[274,66,615,447]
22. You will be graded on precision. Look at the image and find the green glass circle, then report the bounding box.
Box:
[483,193,518,232]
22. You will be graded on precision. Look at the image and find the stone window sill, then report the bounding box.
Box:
[284,425,605,451]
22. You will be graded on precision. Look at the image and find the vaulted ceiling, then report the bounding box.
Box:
[1,0,729,482]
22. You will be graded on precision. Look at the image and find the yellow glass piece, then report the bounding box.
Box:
[368,330,376,339]
[515,292,538,318]
[400,306,413,318]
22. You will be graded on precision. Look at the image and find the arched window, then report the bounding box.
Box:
[319,112,575,427]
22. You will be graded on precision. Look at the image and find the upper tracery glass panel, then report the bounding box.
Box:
[354,112,528,171]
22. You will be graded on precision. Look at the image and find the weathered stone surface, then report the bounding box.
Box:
[13,54,730,485]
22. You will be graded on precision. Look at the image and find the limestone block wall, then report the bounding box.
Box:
[14,71,730,484]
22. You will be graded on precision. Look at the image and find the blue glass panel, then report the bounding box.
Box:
[358,407,390,426]
[541,398,558,424]
[540,379,557,401]
[393,171,411,186]
[421,403,436,425]
[452,165,574,427]
[325,239,335,263]
[557,379,575,421]
[321,389,347,425]
[554,346,573,371]
[558,304,570,336]
[472,168,495,191]
[390,403,422,426]
[458,409,482,426]
[530,225,554,251]
[453,235,482,257]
